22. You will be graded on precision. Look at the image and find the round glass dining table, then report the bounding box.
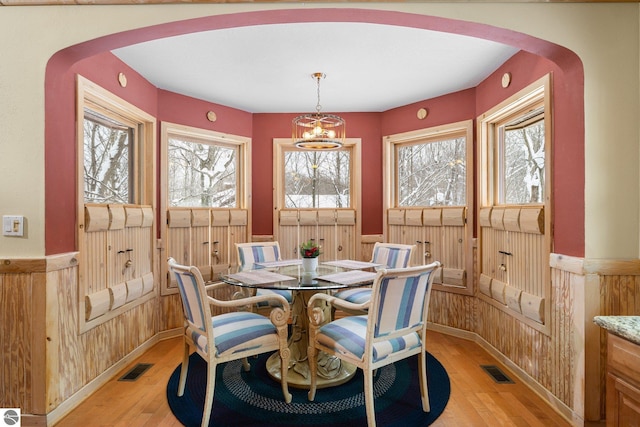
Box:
[219,260,377,389]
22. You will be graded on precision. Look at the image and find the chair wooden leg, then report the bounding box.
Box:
[241,357,251,372]
[279,346,292,403]
[364,369,376,427]
[177,340,190,396]
[201,361,217,427]
[307,344,317,401]
[418,351,431,412]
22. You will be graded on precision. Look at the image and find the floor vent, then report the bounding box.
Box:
[118,363,153,382]
[481,365,514,384]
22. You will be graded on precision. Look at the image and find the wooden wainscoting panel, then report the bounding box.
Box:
[228,224,248,263]
[277,224,299,260]
[428,289,474,331]
[423,208,442,226]
[503,208,521,232]
[191,225,210,274]
[84,205,110,232]
[0,272,35,411]
[442,207,465,226]
[479,207,492,227]
[211,226,229,267]
[405,209,423,226]
[299,210,317,226]
[109,228,131,284]
[336,224,355,260]
[336,210,355,225]
[211,209,230,226]
[318,224,337,261]
[86,289,111,321]
[509,231,545,296]
[84,230,108,294]
[317,209,336,225]
[387,209,405,225]
[442,225,465,271]
[229,209,247,226]
[167,209,191,228]
[424,226,442,266]
[520,207,544,234]
[109,282,127,310]
[191,209,209,227]
[479,273,492,297]
[124,206,144,227]
[108,205,126,230]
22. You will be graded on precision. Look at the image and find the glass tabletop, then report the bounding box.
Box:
[219,260,378,291]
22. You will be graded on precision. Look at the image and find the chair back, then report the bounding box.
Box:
[236,242,281,267]
[370,242,416,268]
[167,258,213,346]
[369,262,440,341]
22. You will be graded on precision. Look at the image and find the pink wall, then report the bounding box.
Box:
[157,90,252,136]
[44,8,584,257]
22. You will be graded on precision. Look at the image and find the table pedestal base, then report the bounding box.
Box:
[266,353,356,389]
[266,288,356,389]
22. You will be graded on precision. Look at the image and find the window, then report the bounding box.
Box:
[168,135,238,208]
[396,136,466,207]
[480,75,550,207]
[385,121,472,209]
[498,108,545,204]
[284,150,351,208]
[83,109,134,204]
[77,76,154,207]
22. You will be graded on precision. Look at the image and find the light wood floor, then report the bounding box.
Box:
[55,331,574,427]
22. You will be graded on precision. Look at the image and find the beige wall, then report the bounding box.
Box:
[0,3,638,259]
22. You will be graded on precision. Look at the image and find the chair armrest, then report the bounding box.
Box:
[207,293,290,319]
[203,281,231,292]
[306,292,369,326]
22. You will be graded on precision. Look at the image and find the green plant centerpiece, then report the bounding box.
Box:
[300,239,321,258]
[299,240,321,274]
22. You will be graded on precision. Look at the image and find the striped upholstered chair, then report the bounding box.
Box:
[332,242,416,308]
[307,262,441,427]
[235,242,294,312]
[168,258,291,427]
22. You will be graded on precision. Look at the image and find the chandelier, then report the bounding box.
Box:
[292,72,346,150]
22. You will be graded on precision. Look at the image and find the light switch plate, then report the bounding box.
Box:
[3,215,24,237]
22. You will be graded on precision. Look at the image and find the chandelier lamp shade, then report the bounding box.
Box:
[292,73,346,150]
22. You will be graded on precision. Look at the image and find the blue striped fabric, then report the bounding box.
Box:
[332,287,372,305]
[237,243,292,307]
[316,316,421,363]
[174,269,207,332]
[256,288,293,307]
[238,244,280,267]
[373,246,412,268]
[375,272,431,337]
[192,311,279,356]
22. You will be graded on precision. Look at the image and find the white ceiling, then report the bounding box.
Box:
[112,22,519,114]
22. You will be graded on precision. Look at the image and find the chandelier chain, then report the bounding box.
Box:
[315,73,323,113]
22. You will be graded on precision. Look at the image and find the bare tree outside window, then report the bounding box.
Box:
[83,110,132,204]
[284,150,350,208]
[168,137,237,207]
[501,112,545,204]
[397,137,466,206]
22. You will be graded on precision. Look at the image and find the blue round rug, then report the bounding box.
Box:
[167,351,450,427]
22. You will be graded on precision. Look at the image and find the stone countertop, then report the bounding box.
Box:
[594,316,640,346]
